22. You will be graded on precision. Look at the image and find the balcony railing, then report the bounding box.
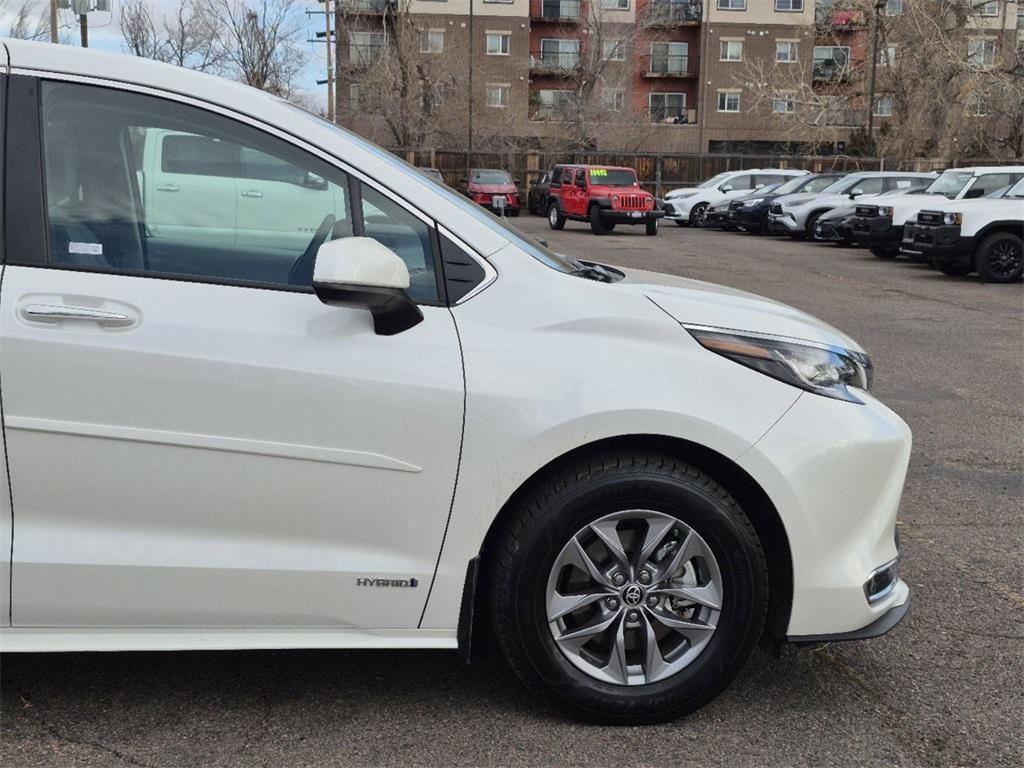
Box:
[644,0,701,25]
[813,60,849,81]
[339,0,395,12]
[530,50,582,72]
[649,106,694,124]
[642,54,691,77]
[533,0,581,21]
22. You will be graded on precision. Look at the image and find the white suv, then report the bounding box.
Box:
[0,40,912,724]
[768,171,938,239]
[663,169,809,226]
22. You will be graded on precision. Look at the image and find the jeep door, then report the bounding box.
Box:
[1,76,463,630]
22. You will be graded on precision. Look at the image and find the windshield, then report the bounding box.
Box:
[925,170,974,198]
[750,183,782,196]
[698,172,731,189]
[589,168,637,186]
[820,175,867,195]
[471,169,513,184]
[802,175,844,194]
[1007,178,1024,198]
[282,104,578,274]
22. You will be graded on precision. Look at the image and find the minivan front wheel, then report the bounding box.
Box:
[489,451,768,724]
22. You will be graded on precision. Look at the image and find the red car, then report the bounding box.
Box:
[461,168,521,216]
[546,165,663,235]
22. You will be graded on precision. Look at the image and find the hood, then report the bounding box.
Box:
[858,193,954,221]
[591,184,651,197]
[469,183,517,194]
[923,197,1024,216]
[775,192,820,206]
[665,188,699,199]
[613,267,864,352]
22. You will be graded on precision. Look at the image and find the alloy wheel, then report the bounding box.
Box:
[545,509,723,686]
[989,241,1022,278]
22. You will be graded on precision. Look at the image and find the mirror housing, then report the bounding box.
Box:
[312,238,423,336]
[721,185,733,192]
[849,189,863,198]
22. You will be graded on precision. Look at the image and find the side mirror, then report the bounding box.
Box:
[721,185,733,192]
[849,189,863,198]
[312,238,423,336]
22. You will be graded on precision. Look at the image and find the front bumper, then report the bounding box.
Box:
[768,210,802,233]
[739,389,913,638]
[703,208,734,227]
[851,215,901,246]
[911,224,975,268]
[601,209,664,224]
[663,198,693,220]
[788,596,910,644]
[814,218,851,242]
[735,204,769,228]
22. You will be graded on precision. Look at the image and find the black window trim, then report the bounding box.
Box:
[4,72,474,308]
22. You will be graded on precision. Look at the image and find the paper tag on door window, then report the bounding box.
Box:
[69,242,103,256]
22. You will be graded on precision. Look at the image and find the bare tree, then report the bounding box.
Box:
[200,0,306,97]
[120,0,224,71]
[3,0,53,40]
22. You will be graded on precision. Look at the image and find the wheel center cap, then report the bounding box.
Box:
[622,584,644,606]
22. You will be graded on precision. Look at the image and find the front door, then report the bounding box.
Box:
[2,76,463,630]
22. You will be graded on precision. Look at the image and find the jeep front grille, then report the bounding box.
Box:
[618,194,646,210]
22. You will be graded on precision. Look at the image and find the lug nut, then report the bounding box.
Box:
[627,610,640,623]
[606,598,620,611]
[646,595,659,608]
[638,570,652,584]
[612,573,626,586]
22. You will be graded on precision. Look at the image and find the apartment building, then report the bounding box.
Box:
[331,0,1024,154]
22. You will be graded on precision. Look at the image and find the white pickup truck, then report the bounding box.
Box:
[901,177,1024,283]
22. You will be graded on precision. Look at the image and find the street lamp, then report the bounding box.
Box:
[866,0,888,144]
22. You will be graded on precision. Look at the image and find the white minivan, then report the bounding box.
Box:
[0,41,911,724]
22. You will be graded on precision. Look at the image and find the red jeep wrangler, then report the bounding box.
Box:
[546,165,663,235]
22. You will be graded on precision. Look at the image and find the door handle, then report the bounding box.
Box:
[21,304,135,328]
[241,190,264,198]
[157,184,180,192]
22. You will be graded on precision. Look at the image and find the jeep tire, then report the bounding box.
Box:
[548,202,566,230]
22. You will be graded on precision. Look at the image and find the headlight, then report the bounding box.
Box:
[612,195,620,206]
[878,206,893,217]
[685,326,873,404]
[943,212,962,225]
[742,198,764,206]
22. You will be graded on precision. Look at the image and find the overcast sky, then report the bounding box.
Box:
[25,1,329,101]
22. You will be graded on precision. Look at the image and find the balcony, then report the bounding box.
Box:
[530,50,582,74]
[339,0,396,13]
[649,106,696,124]
[641,54,693,78]
[813,60,850,82]
[643,0,701,26]
[532,0,582,22]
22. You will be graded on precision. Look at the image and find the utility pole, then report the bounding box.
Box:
[866,0,886,144]
[324,0,335,122]
[49,0,59,43]
[79,11,88,46]
[467,0,474,175]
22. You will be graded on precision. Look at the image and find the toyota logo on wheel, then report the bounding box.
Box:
[623,584,643,606]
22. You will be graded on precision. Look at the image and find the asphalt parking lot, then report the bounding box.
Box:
[2,217,1021,768]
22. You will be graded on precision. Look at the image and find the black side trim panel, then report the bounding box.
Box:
[786,596,911,646]
[439,232,485,304]
[456,556,479,664]
[4,75,45,266]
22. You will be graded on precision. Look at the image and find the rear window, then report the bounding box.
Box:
[471,169,512,184]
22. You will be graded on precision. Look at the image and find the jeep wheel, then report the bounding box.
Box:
[646,218,659,236]
[589,205,611,235]
[548,202,566,230]
[688,203,708,227]
[488,449,768,724]
[975,232,1023,283]
[870,244,899,260]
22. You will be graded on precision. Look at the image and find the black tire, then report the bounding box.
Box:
[870,244,899,260]
[804,211,825,240]
[589,205,610,235]
[509,209,520,218]
[975,232,1023,283]
[757,213,770,235]
[936,261,971,277]
[548,202,566,230]
[488,450,769,725]
[689,203,708,227]
[646,218,659,236]
[675,220,687,228]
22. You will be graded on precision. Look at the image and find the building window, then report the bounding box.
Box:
[486,84,510,108]
[877,44,897,66]
[535,89,576,120]
[650,92,687,122]
[602,0,630,8]
[717,0,746,9]
[650,41,688,74]
[420,29,444,54]
[538,38,581,69]
[972,0,999,16]
[602,89,626,111]
[968,38,997,67]
[775,0,803,10]
[483,0,514,3]
[772,93,795,113]
[885,0,902,15]
[873,95,893,117]
[775,41,798,62]
[720,40,743,61]
[717,90,741,112]
[349,83,360,108]
[813,45,850,79]
[486,32,511,55]
[967,93,988,116]
[602,39,626,61]
[349,31,385,65]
